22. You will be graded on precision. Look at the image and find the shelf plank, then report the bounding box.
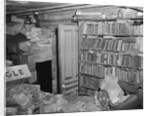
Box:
[81,85,98,91]
[79,48,143,55]
[79,73,104,79]
[79,60,143,70]
[73,17,143,22]
[82,34,143,37]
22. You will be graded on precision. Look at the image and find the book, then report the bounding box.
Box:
[96,39,102,50]
[83,22,88,34]
[98,22,102,34]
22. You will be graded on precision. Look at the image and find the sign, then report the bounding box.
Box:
[6,64,31,82]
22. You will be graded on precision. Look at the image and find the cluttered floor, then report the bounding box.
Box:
[6,76,143,115]
[6,84,105,115]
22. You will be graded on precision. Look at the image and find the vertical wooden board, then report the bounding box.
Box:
[52,78,58,93]
[50,36,56,57]
[58,25,65,86]
[79,76,85,94]
[79,75,84,86]
[75,30,79,77]
[64,30,73,77]
[72,30,76,78]
[52,60,57,79]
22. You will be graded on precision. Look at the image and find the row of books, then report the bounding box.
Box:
[116,67,142,83]
[80,37,142,52]
[79,75,99,95]
[79,86,95,96]
[80,21,143,35]
[79,51,143,68]
[82,75,99,90]
[79,63,142,83]
[79,62,105,78]
[74,10,142,20]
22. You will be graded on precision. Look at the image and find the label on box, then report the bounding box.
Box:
[6,64,31,82]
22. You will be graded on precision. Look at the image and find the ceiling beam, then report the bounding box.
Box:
[6,3,142,16]
[6,4,89,14]
[7,4,114,16]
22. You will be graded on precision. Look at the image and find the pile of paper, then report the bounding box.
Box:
[100,74,130,105]
[6,84,41,111]
[40,94,102,113]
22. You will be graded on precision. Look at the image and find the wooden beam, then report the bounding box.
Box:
[6,4,89,14]
[8,4,113,16]
[40,18,72,23]
[38,5,112,14]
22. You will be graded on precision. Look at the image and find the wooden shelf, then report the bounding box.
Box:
[73,17,143,22]
[82,34,143,37]
[81,85,98,91]
[79,73,104,79]
[78,15,143,95]
[79,48,143,55]
[79,60,143,70]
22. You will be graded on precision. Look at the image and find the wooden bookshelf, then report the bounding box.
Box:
[76,14,143,95]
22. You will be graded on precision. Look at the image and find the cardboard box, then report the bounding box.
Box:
[6,64,31,84]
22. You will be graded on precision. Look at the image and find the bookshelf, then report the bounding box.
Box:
[76,15,143,96]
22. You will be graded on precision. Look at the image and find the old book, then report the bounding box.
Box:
[83,22,88,34]
[97,39,102,50]
[117,39,123,51]
[98,22,103,35]
[93,39,98,49]
[100,39,105,50]
[106,39,111,51]
[103,39,109,50]
[109,40,114,50]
